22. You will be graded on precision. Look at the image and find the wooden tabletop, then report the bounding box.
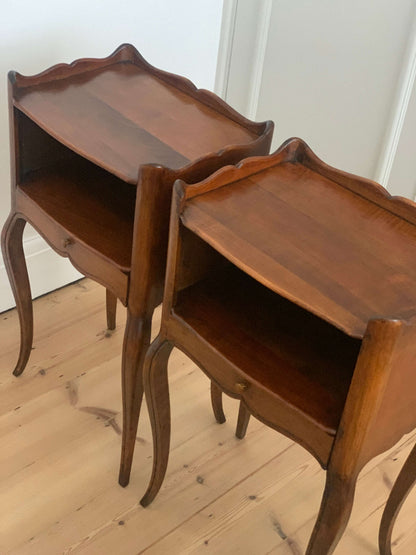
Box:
[14,62,258,184]
[181,160,416,338]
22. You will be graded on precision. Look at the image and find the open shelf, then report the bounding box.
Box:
[181,160,416,338]
[174,264,361,434]
[14,61,258,183]
[18,155,136,271]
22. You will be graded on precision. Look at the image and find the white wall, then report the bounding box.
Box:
[222,0,416,189]
[0,0,223,311]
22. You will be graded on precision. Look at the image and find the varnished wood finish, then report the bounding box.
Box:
[118,312,152,487]
[2,44,273,489]
[210,381,226,425]
[379,443,416,554]
[236,402,251,440]
[180,139,416,339]
[140,337,174,507]
[1,214,32,376]
[106,289,117,331]
[307,470,358,554]
[141,138,416,554]
[171,266,360,464]
[18,158,136,272]
[12,44,264,184]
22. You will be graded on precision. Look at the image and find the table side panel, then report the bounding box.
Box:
[364,321,416,461]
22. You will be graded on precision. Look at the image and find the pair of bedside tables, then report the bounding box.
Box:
[2,45,415,553]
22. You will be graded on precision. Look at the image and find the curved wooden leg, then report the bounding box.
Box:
[236,401,250,439]
[118,311,152,487]
[211,381,226,424]
[1,213,33,377]
[140,336,173,507]
[306,470,358,554]
[379,443,416,555]
[106,289,117,330]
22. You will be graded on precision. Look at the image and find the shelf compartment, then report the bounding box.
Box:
[181,160,416,338]
[17,155,136,272]
[173,264,361,436]
[14,61,259,183]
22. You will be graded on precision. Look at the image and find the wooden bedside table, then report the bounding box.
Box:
[1,44,273,487]
[140,138,416,554]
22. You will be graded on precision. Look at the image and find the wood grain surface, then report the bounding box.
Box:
[14,62,258,183]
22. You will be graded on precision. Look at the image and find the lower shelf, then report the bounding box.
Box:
[174,265,361,434]
[18,156,136,271]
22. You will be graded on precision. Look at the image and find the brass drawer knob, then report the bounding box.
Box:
[236,381,249,392]
[63,237,74,248]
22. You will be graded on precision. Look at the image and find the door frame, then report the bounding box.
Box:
[215,0,416,191]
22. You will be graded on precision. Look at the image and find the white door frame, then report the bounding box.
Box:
[216,0,416,191]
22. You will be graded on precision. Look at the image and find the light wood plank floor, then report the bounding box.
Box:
[0,279,415,554]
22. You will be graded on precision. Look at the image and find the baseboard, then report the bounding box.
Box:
[0,233,82,312]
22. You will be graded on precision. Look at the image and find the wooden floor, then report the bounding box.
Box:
[0,279,415,554]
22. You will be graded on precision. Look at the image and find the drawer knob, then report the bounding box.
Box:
[63,237,74,249]
[236,381,249,392]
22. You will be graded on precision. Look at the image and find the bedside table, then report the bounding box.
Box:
[1,44,273,487]
[140,137,416,554]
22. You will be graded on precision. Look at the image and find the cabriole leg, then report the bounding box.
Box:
[106,289,117,330]
[211,381,226,424]
[306,469,358,554]
[236,402,250,439]
[118,311,152,487]
[1,213,33,377]
[379,443,416,555]
[140,336,173,507]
